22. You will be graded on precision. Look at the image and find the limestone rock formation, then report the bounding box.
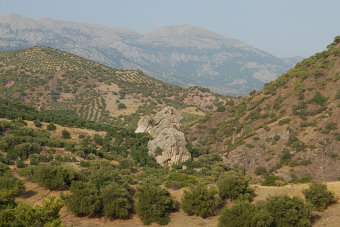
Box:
[135,107,191,166]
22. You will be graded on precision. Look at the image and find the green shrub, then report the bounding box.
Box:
[62,129,71,139]
[302,181,336,211]
[14,142,42,160]
[23,164,79,190]
[165,172,200,188]
[310,92,328,106]
[264,195,312,226]
[135,184,176,224]
[0,196,63,227]
[273,135,281,141]
[288,174,312,184]
[16,159,26,168]
[181,184,221,218]
[218,201,272,227]
[249,89,256,96]
[217,170,254,201]
[93,134,104,146]
[261,175,286,186]
[29,155,38,165]
[278,118,291,126]
[216,106,226,112]
[325,122,337,131]
[33,120,42,127]
[101,182,132,220]
[118,103,127,109]
[0,174,25,196]
[46,123,56,131]
[65,181,101,216]
[254,166,267,176]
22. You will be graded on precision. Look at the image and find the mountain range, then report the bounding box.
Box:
[0,13,302,95]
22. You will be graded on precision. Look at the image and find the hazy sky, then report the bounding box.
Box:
[0,0,339,58]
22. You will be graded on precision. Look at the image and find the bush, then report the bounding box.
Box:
[0,196,63,227]
[33,120,42,127]
[218,201,272,227]
[65,181,101,216]
[46,123,56,131]
[165,172,200,188]
[23,164,79,190]
[217,170,254,201]
[101,182,132,220]
[118,103,127,109]
[262,175,286,186]
[302,181,336,211]
[0,162,10,176]
[310,92,328,106]
[16,159,26,168]
[29,155,38,165]
[255,166,267,176]
[93,134,104,146]
[249,89,256,96]
[0,174,25,196]
[62,129,71,139]
[216,106,226,112]
[264,195,312,226]
[181,184,221,218]
[135,183,176,224]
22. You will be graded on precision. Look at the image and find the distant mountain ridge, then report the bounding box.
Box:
[0,13,302,95]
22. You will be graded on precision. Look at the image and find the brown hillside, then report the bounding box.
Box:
[189,36,340,181]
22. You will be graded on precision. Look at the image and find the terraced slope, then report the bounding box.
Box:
[0,13,301,95]
[0,46,226,128]
[189,36,340,180]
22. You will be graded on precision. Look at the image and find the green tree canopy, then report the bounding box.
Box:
[217,170,254,201]
[181,184,221,218]
[135,183,176,224]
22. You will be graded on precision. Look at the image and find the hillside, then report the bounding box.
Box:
[0,13,302,95]
[189,36,340,181]
[0,99,339,227]
[0,46,225,128]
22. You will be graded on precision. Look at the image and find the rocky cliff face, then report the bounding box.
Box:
[135,107,191,166]
[0,13,302,95]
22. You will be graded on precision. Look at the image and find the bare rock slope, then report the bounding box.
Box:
[135,107,191,166]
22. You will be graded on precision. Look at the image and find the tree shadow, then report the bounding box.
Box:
[19,190,38,198]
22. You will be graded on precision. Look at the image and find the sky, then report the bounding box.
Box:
[0,0,339,58]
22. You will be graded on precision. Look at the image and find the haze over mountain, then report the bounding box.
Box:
[0,13,302,95]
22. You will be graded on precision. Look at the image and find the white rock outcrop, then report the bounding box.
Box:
[135,107,191,166]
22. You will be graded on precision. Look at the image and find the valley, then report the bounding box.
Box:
[0,35,339,227]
